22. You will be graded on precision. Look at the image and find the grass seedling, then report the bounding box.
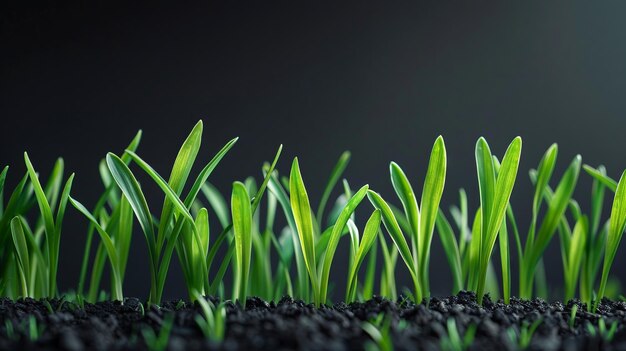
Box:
[506,318,542,350]
[193,292,226,342]
[4,154,75,299]
[362,314,393,351]
[580,165,609,309]
[74,131,142,303]
[586,318,618,342]
[594,170,626,311]
[289,157,370,306]
[440,318,477,351]
[467,137,522,304]
[231,182,252,306]
[508,144,581,300]
[367,136,447,303]
[569,305,578,329]
[141,313,174,351]
[345,209,382,302]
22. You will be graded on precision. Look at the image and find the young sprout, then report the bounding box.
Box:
[99,121,237,304]
[506,318,542,350]
[440,318,477,351]
[231,182,252,307]
[192,292,226,342]
[141,313,174,351]
[469,137,522,304]
[362,314,393,351]
[368,136,447,303]
[5,155,74,299]
[510,145,582,300]
[345,209,382,302]
[289,157,370,306]
[594,170,626,311]
[75,130,142,303]
[569,305,578,329]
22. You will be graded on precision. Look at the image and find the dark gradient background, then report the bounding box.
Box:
[2,1,626,301]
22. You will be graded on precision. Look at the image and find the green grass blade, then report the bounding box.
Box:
[231,182,252,306]
[565,215,587,301]
[475,137,522,304]
[106,153,156,251]
[319,185,369,304]
[418,136,447,297]
[389,162,419,244]
[346,209,381,302]
[435,210,463,293]
[200,184,230,228]
[596,170,626,310]
[583,165,617,192]
[124,151,194,225]
[23,152,57,296]
[183,137,239,209]
[69,197,123,300]
[316,151,351,227]
[157,120,203,251]
[289,158,319,304]
[367,189,420,301]
[251,145,283,215]
[10,217,30,297]
[528,155,581,275]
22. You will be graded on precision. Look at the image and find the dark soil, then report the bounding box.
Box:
[1,291,626,350]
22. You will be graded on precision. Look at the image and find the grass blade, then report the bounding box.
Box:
[319,185,369,304]
[231,182,252,306]
[596,170,626,310]
[289,158,319,304]
[316,151,350,227]
[418,135,447,297]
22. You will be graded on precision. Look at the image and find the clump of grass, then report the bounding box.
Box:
[3,154,75,299]
[367,136,446,303]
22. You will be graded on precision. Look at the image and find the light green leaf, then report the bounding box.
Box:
[289,158,319,303]
[231,182,252,306]
[319,185,369,304]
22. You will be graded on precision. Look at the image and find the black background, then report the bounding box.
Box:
[2,1,626,301]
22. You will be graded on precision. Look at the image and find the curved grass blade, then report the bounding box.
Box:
[583,165,617,192]
[418,135,447,297]
[289,158,319,303]
[346,209,381,302]
[316,151,350,227]
[367,189,421,301]
[596,170,626,311]
[231,182,252,307]
[319,185,369,304]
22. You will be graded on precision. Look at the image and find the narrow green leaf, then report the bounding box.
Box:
[319,185,369,304]
[10,217,30,296]
[346,209,381,302]
[289,158,319,303]
[583,165,617,192]
[316,151,351,226]
[597,170,626,310]
[418,135,447,297]
[436,210,463,293]
[231,182,252,306]
[367,189,420,301]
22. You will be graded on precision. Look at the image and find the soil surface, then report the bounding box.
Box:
[1,291,626,350]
